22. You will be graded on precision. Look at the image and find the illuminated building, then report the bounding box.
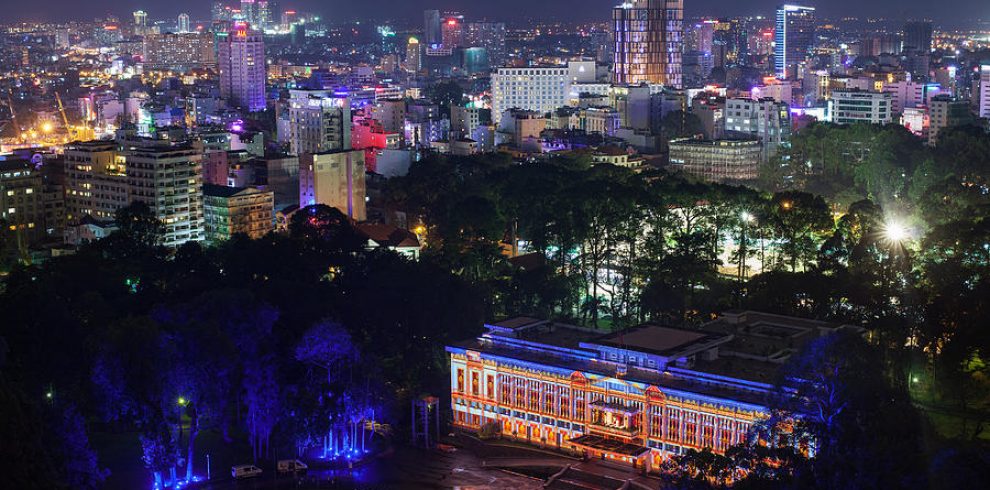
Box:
[202,184,274,242]
[900,107,929,139]
[724,98,791,160]
[612,0,683,88]
[0,159,44,245]
[881,81,941,115]
[448,311,832,470]
[774,5,815,79]
[143,32,217,71]
[218,24,267,112]
[133,10,148,28]
[287,90,351,156]
[299,150,366,221]
[669,138,763,182]
[490,62,596,126]
[63,141,128,222]
[405,37,422,73]
[177,13,191,33]
[466,22,507,66]
[827,89,892,125]
[372,98,407,134]
[980,65,990,120]
[441,14,464,49]
[122,142,205,247]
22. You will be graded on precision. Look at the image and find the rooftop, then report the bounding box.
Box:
[591,324,727,358]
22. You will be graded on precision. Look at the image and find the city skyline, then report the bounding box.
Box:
[3,0,989,25]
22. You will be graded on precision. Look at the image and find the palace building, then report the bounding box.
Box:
[447,311,857,472]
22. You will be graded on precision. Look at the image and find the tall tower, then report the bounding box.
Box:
[218,23,267,112]
[979,64,990,120]
[406,37,422,73]
[133,10,148,27]
[774,4,815,79]
[177,13,190,33]
[612,0,683,88]
[424,10,442,47]
[903,21,933,53]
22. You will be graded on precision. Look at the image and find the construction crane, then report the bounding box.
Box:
[54,92,78,142]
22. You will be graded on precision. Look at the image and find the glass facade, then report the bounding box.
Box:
[612,0,683,88]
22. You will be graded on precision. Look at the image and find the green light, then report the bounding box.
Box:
[178,396,187,406]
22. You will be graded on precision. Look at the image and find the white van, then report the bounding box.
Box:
[231,464,263,479]
[277,459,309,473]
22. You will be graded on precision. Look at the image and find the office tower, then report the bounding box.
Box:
[133,10,147,27]
[218,24,267,112]
[685,20,716,54]
[774,5,815,79]
[143,32,217,71]
[63,141,128,222]
[287,90,352,156]
[212,2,226,22]
[241,0,257,27]
[928,95,975,146]
[177,13,190,33]
[441,14,464,48]
[405,37,422,73]
[490,61,597,124]
[612,0,683,88]
[463,47,489,74]
[202,184,274,242]
[828,89,892,125]
[281,10,298,31]
[424,10,442,46]
[903,21,933,53]
[257,0,273,30]
[979,64,990,120]
[123,143,205,247]
[299,150,366,221]
[724,98,791,160]
[466,22,507,66]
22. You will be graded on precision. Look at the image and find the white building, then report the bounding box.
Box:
[122,142,205,247]
[827,89,892,125]
[881,81,941,115]
[287,90,351,156]
[491,61,597,127]
[724,98,791,160]
[980,65,990,120]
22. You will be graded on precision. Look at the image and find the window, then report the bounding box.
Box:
[456,369,464,392]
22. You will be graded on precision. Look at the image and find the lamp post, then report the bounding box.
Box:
[739,211,755,281]
[177,397,187,440]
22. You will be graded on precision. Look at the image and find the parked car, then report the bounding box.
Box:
[231,464,263,479]
[277,459,308,473]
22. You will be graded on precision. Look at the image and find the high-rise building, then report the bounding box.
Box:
[612,0,683,87]
[133,10,147,27]
[240,0,257,27]
[257,0,273,30]
[202,184,274,242]
[441,14,464,48]
[774,5,815,79]
[491,61,597,125]
[122,142,205,247]
[903,21,933,53]
[827,89,892,125]
[218,24,267,112]
[177,13,190,33]
[299,150,366,221]
[466,22,507,66]
[424,10,442,47]
[287,90,352,156]
[143,32,217,71]
[0,159,45,246]
[405,37,422,73]
[979,64,990,120]
[63,141,128,223]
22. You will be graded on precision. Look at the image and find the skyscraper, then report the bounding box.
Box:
[218,24,267,112]
[240,0,257,27]
[287,90,352,156]
[612,0,683,88]
[133,10,147,28]
[774,4,815,79]
[441,14,464,48]
[424,10,442,47]
[903,21,933,53]
[177,13,190,33]
[123,142,205,247]
[979,64,990,120]
[405,37,422,73]
[466,22,507,66]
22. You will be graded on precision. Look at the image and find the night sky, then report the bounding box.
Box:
[4,0,988,25]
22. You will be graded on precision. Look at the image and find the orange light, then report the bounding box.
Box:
[447,19,457,26]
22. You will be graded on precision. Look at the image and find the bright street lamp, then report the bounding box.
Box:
[882,221,909,244]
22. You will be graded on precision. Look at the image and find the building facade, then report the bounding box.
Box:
[979,65,990,120]
[299,150,366,221]
[827,89,893,125]
[724,98,791,160]
[491,62,596,126]
[203,184,274,242]
[218,25,266,112]
[928,95,975,146]
[448,312,831,471]
[0,159,44,246]
[64,141,128,222]
[669,138,763,182]
[123,143,205,247]
[612,0,683,88]
[143,32,217,71]
[774,5,815,79]
[287,90,352,156]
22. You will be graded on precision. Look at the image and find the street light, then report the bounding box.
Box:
[883,221,909,244]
